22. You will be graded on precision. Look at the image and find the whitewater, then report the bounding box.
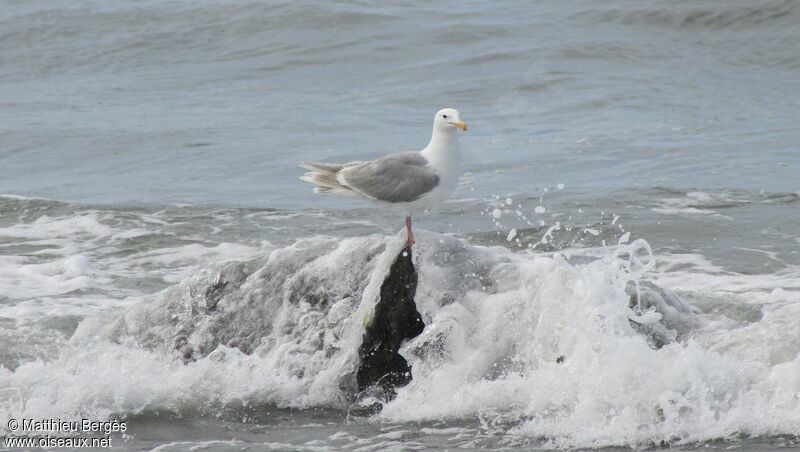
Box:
[0,195,798,450]
[1,0,799,450]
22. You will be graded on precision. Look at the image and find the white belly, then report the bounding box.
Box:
[402,164,460,212]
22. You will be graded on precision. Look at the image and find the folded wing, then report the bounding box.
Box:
[300,152,439,203]
[337,152,440,203]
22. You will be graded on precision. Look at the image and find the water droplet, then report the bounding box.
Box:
[506,228,517,241]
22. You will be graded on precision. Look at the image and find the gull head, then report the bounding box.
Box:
[433,108,467,132]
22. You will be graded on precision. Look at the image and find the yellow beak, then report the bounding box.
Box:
[452,121,468,131]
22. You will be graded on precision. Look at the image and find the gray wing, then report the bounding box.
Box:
[337,152,439,203]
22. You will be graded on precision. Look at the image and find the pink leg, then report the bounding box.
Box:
[405,215,415,248]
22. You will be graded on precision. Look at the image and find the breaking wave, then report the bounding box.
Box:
[1,230,798,448]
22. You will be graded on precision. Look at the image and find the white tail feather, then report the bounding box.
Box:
[299,163,356,196]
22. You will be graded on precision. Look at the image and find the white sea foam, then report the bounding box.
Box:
[653,252,800,299]
[0,231,798,448]
[0,208,271,319]
[651,191,754,216]
[0,254,106,301]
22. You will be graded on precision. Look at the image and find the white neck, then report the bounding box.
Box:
[421,127,460,169]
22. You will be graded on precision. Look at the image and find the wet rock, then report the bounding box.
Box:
[627,281,699,348]
[353,246,425,408]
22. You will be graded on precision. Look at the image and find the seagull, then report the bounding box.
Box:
[300,108,467,248]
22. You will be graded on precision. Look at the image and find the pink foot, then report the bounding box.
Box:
[405,215,415,248]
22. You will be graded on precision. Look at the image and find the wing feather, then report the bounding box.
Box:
[337,152,439,203]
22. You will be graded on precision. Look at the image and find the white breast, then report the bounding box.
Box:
[413,139,461,210]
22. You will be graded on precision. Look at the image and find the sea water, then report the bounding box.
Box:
[1,0,799,450]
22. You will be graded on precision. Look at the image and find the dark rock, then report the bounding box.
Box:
[354,246,425,403]
[202,274,229,312]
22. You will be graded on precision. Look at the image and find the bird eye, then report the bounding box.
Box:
[442,115,448,119]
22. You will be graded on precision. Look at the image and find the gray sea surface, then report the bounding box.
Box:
[1,0,799,450]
